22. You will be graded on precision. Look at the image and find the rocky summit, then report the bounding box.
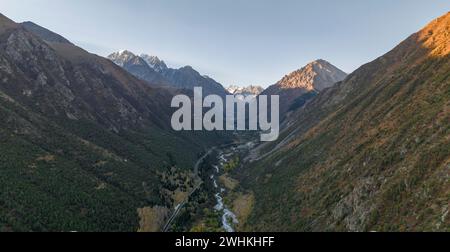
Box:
[227,85,264,96]
[110,51,229,97]
[262,59,347,117]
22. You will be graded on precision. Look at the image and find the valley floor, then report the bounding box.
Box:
[165,138,257,232]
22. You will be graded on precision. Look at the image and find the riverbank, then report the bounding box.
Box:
[166,139,257,232]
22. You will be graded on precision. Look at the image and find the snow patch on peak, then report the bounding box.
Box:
[140,54,168,73]
[227,85,264,96]
[107,50,140,67]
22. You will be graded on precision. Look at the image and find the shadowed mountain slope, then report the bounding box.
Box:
[0,14,228,231]
[239,12,450,232]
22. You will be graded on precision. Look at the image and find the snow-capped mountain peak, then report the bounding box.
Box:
[108,50,140,67]
[227,85,264,96]
[140,54,168,73]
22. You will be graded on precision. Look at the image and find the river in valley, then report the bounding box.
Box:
[209,151,238,232]
[208,142,256,232]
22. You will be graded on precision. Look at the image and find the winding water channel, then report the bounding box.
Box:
[209,152,238,232]
[208,142,256,232]
[164,141,256,232]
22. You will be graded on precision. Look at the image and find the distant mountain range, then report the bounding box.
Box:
[108,50,171,87]
[108,50,229,97]
[227,85,264,96]
[140,54,168,73]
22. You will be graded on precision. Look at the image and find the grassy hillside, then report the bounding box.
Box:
[239,12,450,232]
[0,14,229,231]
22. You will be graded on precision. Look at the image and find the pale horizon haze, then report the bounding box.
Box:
[2,0,449,87]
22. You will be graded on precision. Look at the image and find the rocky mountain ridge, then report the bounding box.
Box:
[109,50,229,97]
[262,59,347,116]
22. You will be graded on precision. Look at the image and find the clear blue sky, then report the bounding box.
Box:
[2,0,449,87]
